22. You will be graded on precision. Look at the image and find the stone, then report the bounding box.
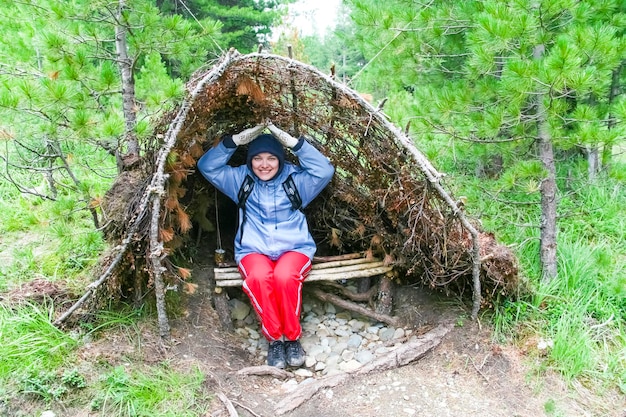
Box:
[339,359,362,372]
[332,341,348,354]
[393,327,405,339]
[307,344,324,358]
[336,311,352,321]
[230,299,251,321]
[379,327,396,341]
[355,350,374,364]
[294,368,314,377]
[334,328,351,337]
[347,334,363,350]
[341,349,355,362]
[350,320,366,332]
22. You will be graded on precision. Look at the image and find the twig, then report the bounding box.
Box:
[232,400,262,417]
[216,392,238,417]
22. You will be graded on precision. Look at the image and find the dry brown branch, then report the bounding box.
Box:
[317,281,378,302]
[216,392,238,417]
[309,287,398,327]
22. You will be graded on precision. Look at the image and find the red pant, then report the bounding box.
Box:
[239,251,311,341]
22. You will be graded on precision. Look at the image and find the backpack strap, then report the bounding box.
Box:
[282,173,302,211]
[235,174,302,244]
[236,175,254,244]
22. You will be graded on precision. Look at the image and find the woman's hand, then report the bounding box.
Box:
[267,121,298,148]
[232,123,266,146]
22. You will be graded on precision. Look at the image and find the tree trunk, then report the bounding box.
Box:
[586,146,600,182]
[534,45,558,282]
[603,60,624,167]
[115,0,140,165]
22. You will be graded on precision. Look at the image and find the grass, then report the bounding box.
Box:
[458,163,626,394]
[0,301,212,416]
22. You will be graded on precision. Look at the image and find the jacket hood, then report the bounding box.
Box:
[246,134,285,177]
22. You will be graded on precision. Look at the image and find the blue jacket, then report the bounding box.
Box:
[197,136,335,263]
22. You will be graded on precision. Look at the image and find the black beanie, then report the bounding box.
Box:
[246,134,286,174]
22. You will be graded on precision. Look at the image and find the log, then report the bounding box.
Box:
[317,281,377,302]
[215,260,388,280]
[273,322,453,415]
[375,275,394,316]
[313,253,365,263]
[215,264,393,286]
[309,287,398,327]
[214,289,234,331]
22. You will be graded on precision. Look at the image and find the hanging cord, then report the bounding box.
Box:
[215,190,222,251]
[214,190,226,266]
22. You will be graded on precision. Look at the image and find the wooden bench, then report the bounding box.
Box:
[212,253,396,329]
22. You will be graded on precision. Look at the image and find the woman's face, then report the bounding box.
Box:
[251,152,280,181]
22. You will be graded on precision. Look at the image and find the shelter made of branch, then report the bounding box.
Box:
[92,50,518,327]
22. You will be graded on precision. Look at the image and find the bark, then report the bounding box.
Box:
[586,146,600,182]
[149,193,170,339]
[214,288,234,331]
[603,60,624,167]
[534,45,558,282]
[115,0,140,164]
[375,275,394,315]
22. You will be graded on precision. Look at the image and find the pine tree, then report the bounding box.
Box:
[347,0,626,281]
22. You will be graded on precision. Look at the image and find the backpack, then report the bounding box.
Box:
[235,174,302,243]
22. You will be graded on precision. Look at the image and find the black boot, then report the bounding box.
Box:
[267,341,286,369]
[285,340,305,367]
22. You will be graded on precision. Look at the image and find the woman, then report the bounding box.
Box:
[198,122,334,368]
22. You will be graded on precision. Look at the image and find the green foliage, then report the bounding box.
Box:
[90,364,208,416]
[158,0,285,53]
[0,302,79,380]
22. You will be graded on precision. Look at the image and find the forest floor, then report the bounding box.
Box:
[6,250,625,417]
[100,257,623,417]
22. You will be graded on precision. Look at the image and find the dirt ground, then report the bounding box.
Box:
[6,256,625,417]
[160,263,625,417]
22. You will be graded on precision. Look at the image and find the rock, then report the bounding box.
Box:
[332,341,348,354]
[230,299,251,321]
[393,327,405,339]
[341,349,355,362]
[339,359,362,372]
[350,319,365,331]
[347,334,363,350]
[294,368,314,377]
[307,344,324,358]
[336,311,352,321]
[379,327,396,341]
[355,350,374,364]
[281,378,299,392]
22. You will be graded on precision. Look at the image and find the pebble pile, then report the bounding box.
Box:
[229,293,414,379]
